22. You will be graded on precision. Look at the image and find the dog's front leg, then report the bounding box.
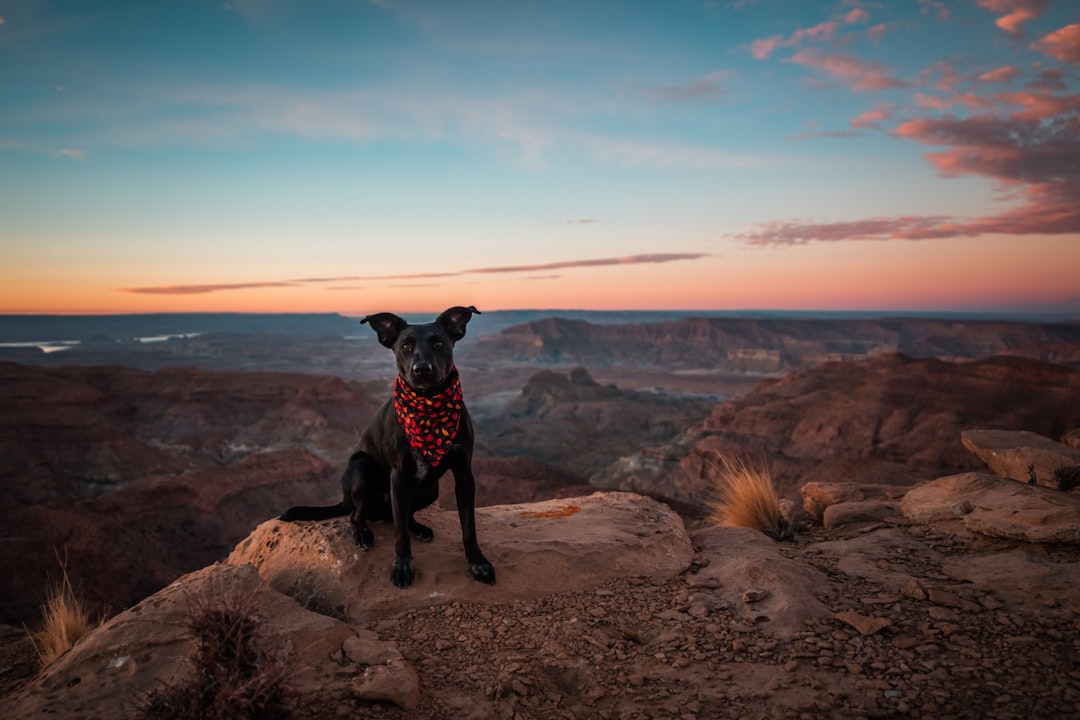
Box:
[389,466,416,588]
[454,463,496,585]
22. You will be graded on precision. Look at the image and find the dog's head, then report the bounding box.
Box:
[361,306,481,392]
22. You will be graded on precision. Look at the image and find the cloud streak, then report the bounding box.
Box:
[118,281,297,295]
[789,49,908,92]
[118,254,711,295]
[644,71,732,103]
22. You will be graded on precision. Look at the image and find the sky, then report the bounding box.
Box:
[1,0,1078,316]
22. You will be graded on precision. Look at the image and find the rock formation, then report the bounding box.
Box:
[6,482,1079,719]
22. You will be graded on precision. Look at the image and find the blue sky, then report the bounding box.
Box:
[1,0,1078,314]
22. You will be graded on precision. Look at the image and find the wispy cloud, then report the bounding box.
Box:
[644,70,731,103]
[979,66,1022,84]
[850,103,896,129]
[118,281,297,295]
[118,254,711,295]
[748,8,870,60]
[54,148,85,159]
[977,0,1049,37]
[917,0,951,22]
[789,49,908,92]
[731,92,1080,244]
[300,253,711,282]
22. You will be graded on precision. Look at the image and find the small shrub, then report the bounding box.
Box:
[706,453,795,541]
[1054,465,1080,493]
[30,553,94,666]
[142,590,290,720]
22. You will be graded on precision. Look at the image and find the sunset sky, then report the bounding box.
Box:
[1,0,1078,315]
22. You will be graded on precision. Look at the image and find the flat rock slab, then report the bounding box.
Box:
[800,481,908,520]
[902,472,1080,544]
[688,526,832,638]
[227,492,693,623]
[7,563,358,720]
[961,429,1080,488]
[943,548,1080,616]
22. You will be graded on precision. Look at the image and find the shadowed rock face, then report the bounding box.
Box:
[0,362,383,626]
[596,354,1080,512]
[477,367,714,474]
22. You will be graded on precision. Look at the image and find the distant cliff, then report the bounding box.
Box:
[476,316,1080,373]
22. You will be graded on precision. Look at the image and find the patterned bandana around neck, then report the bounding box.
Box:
[393,367,464,468]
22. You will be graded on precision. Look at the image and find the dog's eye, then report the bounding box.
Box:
[401,343,414,353]
[432,339,444,349]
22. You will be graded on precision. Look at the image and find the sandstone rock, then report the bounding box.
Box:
[351,658,421,710]
[901,473,1080,544]
[1063,428,1080,449]
[812,528,940,595]
[7,563,356,720]
[342,635,403,665]
[961,429,1080,488]
[227,492,693,623]
[688,526,832,637]
[835,610,891,636]
[801,482,907,520]
[822,500,902,530]
[943,549,1080,616]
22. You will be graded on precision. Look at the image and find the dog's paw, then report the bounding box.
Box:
[469,560,496,585]
[409,519,435,542]
[391,558,415,588]
[352,524,374,550]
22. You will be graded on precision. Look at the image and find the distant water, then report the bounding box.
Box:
[0,309,1076,349]
[0,333,202,354]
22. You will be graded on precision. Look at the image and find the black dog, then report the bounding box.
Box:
[280,305,495,589]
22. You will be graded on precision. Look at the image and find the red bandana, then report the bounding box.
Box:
[394,367,464,468]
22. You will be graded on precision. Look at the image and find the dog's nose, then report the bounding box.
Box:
[413,362,433,377]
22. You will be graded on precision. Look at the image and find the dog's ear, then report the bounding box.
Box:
[436,305,482,343]
[360,312,408,348]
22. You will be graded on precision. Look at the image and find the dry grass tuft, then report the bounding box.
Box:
[30,554,94,666]
[142,589,290,720]
[706,453,795,541]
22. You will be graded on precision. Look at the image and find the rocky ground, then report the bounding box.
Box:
[303,523,1080,720]
[5,455,1080,719]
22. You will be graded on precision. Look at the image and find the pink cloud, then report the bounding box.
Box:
[915,91,997,111]
[864,23,892,42]
[977,0,1048,36]
[1034,23,1080,65]
[749,9,871,61]
[788,21,839,46]
[995,91,1080,121]
[731,86,1080,244]
[789,49,908,92]
[979,66,1022,84]
[843,9,869,24]
[850,103,896,129]
[750,35,783,60]
[55,148,85,160]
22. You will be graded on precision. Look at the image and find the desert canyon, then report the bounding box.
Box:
[1,312,1079,719]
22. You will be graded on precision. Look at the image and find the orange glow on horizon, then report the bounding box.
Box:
[2,234,1078,316]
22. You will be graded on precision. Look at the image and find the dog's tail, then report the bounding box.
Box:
[279,502,349,522]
